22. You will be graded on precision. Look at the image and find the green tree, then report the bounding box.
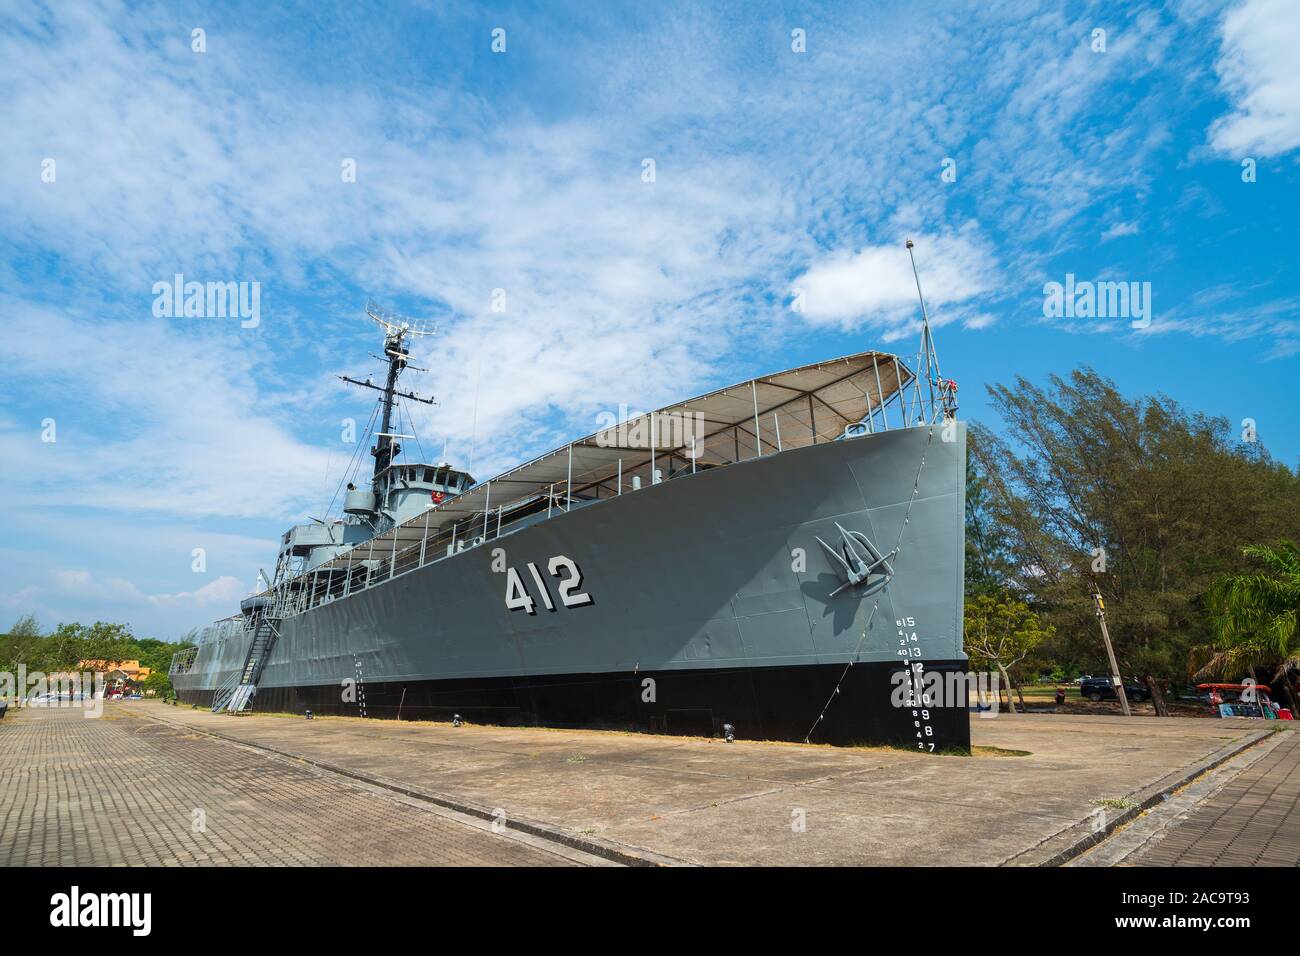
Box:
[1,615,44,679]
[1194,541,1300,712]
[128,638,185,676]
[43,621,138,671]
[1,616,191,704]
[964,592,1054,713]
[143,670,173,698]
[965,442,1014,597]
[972,368,1300,716]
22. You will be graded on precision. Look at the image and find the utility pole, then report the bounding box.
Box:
[1092,591,1131,717]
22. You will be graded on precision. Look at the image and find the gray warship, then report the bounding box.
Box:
[172,257,969,749]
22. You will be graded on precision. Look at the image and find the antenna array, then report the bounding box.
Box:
[365,298,437,339]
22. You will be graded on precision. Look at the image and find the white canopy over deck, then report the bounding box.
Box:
[305,350,915,578]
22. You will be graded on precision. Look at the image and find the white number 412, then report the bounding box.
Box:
[505,555,593,614]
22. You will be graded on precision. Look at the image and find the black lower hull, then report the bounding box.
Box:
[177,660,973,751]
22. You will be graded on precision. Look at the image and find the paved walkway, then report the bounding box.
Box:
[123,701,1270,866]
[6,701,1282,867]
[1128,730,1300,867]
[0,705,591,866]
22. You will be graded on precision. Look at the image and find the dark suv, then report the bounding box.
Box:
[1079,677,1150,702]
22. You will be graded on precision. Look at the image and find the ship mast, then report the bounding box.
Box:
[905,239,956,421]
[340,301,438,485]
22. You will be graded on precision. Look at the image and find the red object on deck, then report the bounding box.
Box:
[1278,709,1294,720]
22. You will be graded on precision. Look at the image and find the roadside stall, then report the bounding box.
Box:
[1196,683,1293,720]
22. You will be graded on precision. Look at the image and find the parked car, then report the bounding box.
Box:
[27,691,86,705]
[1072,675,1094,684]
[1079,677,1150,702]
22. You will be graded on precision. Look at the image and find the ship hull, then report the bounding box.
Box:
[176,423,969,749]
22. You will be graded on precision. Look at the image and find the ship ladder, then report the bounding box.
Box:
[211,611,282,714]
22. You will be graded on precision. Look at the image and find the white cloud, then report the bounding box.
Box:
[49,570,246,607]
[1101,221,1140,242]
[0,4,1231,491]
[791,228,1000,333]
[0,299,336,520]
[0,510,273,636]
[0,3,803,483]
[1208,0,1300,156]
[49,570,148,605]
[0,587,41,612]
[147,576,249,609]
[0,0,1227,499]
[962,313,999,331]
[14,568,243,613]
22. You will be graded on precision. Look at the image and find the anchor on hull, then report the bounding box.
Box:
[817,522,896,597]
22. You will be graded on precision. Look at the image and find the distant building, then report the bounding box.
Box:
[77,660,154,696]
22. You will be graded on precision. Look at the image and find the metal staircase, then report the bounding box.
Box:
[212,601,281,714]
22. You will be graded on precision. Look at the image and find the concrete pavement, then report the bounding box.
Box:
[128,701,1274,866]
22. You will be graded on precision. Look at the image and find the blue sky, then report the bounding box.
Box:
[1,0,1297,639]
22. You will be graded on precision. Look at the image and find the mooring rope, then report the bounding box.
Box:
[802,420,939,743]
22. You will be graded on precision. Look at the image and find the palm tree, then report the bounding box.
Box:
[1194,541,1300,713]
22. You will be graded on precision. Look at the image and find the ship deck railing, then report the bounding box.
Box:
[168,644,200,675]
[267,350,957,621]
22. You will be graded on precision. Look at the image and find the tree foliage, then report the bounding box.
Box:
[143,670,173,696]
[1194,541,1300,705]
[0,617,190,697]
[965,437,1015,596]
[964,593,1054,711]
[970,368,1300,692]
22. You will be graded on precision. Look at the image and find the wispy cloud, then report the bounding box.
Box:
[1101,221,1140,242]
[0,298,336,520]
[46,570,246,609]
[1139,290,1300,359]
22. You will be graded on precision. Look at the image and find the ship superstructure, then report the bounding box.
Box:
[269,304,476,587]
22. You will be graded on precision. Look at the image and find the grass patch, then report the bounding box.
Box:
[1090,797,1137,811]
[846,741,979,757]
[971,745,1032,757]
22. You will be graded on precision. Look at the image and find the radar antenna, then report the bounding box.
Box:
[365,299,436,340]
[341,299,440,482]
